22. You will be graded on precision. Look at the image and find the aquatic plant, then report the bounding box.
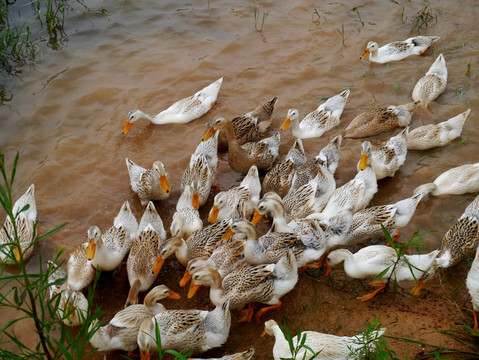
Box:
[0,150,102,359]
[253,3,269,32]
[411,4,437,32]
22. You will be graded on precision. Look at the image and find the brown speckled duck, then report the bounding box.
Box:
[412,53,447,108]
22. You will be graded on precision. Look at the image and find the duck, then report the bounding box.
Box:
[47,260,88,326]
[86,200,139,271]
[137,301,231,358]
[182,131,219,209]
[208,165,261,223]
[67,237,96,291]
[327,245,440,300]
[224,218,326,269]
[170,185,203,238]
[263,319,386,360]
[320,141,377,219]
[89,285,180,352]
[190,348,255,360]
[190,251,298,323]
[203,116,280,175]
[342,192,426,247]
[427,194,479,280]
[317,134,342,175]
[360,36,440,63]
[370,127,409,180]
[203,97,278,152]
[126,159,171,206]
[280,89,350,139]
[406,109,471,150]
[0,184,36,264]
[344,101,418,139]
[153,219,231,275]
[262,139,306,197]
[413,162,479,197]
[125,204,166,307]
[412,54,447,107]
[123,77,223,134]
[466,246,479,332]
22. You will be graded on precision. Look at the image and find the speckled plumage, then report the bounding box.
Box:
[412,53,447,107]
[371,127,409,179]
[317,135,342,175]
[67,242,96,291]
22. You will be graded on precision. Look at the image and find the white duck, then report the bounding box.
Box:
[281,89,350,139]
[317,134,342,175]
[466,247,479,332]
[413,162,479,197]
[170,185,203,238]
[0,184,36,264]
[320,141,377,219]
[407,109,471,150]
[89,285,180,352]
[371,127,409,180]
[86,200,139,271]
[209,165,261,223]
[360,36,440,63]
[190,348,255,360]
[263,319,386,360]
[123,77,223,134]
[412,54,447,107]
[126,159,171,206]
[327,245,440,300]
[67,240,96,291]
[137,301,231,358]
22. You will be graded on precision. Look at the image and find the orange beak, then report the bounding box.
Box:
[152,256,165,274]
[192,192,200,210]
[208,206,219,223]
[159,175,171,194]
[360,48,370,60]
[221,228,235,241]
[122,121,133,134]
[358,154,368,171]
[202,127,216,142]
[211,102,215,108]
[261,329,268,337]
[179,270,192,287]
[65,301,76,325]
[168,290,181,299]
[251,211,263,226]
[140,351,151,360]
[280,117,291,131]
[86,240,96,261]
[188,282,201,299]
[14,246,22,262]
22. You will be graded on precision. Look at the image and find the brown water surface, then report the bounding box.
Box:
[1,0,479,358]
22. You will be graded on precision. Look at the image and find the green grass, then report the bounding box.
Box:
[411,4,437,31]
[253,3,269,32]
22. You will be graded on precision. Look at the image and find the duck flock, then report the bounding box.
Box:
[2,35,479,359]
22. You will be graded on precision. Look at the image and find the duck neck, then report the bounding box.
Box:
[220,120,243,152]
[175,239,189,266]
[208,271,225,305]
[271,325,291,360]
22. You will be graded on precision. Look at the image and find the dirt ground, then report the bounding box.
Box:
[92,215,479,360]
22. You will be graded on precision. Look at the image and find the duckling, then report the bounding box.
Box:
[360,36,440,63]
[371,127,409,180]
[204,97,278,151]
[412,54,447,108]
[262,139,306,197]
[344,101,418,139]
[89,285,180,352]
[123,77,222,134]
[137,301,231,358]
[0,184,36,264]
[86,201,139,271]
[280,89,350,139]
[126,159,171,206]
[170,185,203,238]
[327,245,440,300]
[263,319,386,360]
[203,116,280,175]
[413,162,479,197]
[407,109,471,150]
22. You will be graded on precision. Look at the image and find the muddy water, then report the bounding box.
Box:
[0,0,478,358]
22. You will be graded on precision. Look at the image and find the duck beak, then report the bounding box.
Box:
[14,246,22,262]
[202,127,216,142]
[188,282,201,299]
[280,116,291,131]
[192,192,200,210]
[208,206,219,223]
[122,121,133,134]
[140,351,151,360]
[251,211,263,226]
[221,228,235,241]
[168,290,181,299]
[65,301,76,325]
[152,256,165,274]
[261,329,268,337]
[358,154,368,171]
[86,240,96,261]
[360,48,370,60]
[159,175,171,194]
[179,270,192,287]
